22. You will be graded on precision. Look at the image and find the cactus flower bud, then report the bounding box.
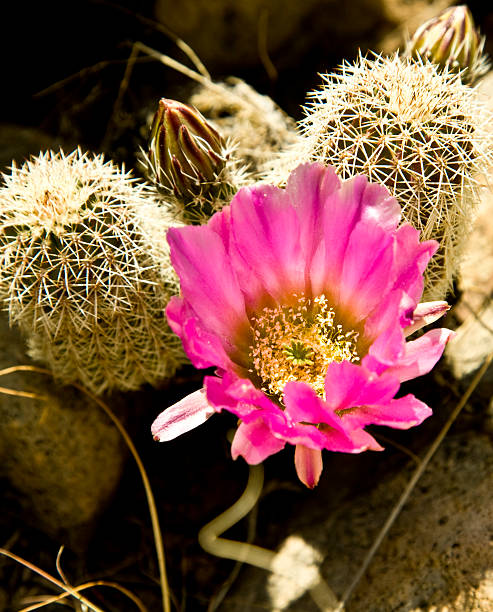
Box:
[408,5,487,84]
[148,98,228,200]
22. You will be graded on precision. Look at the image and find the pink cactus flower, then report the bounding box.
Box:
[152,163,453,487]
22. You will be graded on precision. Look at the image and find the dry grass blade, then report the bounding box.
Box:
[19,580,148,612]
[0,385,48,400]
[335,350,493,611]
[0,548,105,612]
[0,365,171,612]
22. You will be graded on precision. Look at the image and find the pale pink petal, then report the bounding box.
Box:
[386,328,455,382]
[340,394,432,430]
[167,225,248,338]
[231,419,286,464]
[403,301,450,337]
[295,445,323,489]
[152,388,215,442]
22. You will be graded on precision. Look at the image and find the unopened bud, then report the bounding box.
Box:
[148,98,228,200]
[408,5,486,83]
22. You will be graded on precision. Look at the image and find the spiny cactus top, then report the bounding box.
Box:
[0,149,187,394]
[407,5,489,85]
[264,53,493,300]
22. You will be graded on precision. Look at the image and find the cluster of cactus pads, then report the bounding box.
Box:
[0,5,492,394]
[0,150,186,394]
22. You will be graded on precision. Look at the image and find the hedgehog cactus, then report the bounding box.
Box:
[143,98,248,224]
[0,149,187,394]
[264,53,493,300]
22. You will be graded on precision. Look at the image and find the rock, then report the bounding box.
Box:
[221,432,493,611]
[445,182,493,394]
[0,314,128,550]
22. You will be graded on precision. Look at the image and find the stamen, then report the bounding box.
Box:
[248,294,359,401]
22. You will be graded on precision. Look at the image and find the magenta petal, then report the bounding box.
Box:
[311,175,400,297]
[322,426,383,453]
[168,225,247,338]
[386,328,455,382]
[205,372,282,418]
[364,289,407,341]
[166,298,236,370]
[365,323,405,372]
[152,388,215,442]
[391,225,438,303]
[284,381,346,433]
[294,445,323,488]
[231,419,286,464]
[403,301,450,337]
[341,394,432,430]
[284,163,339,260]
[338,221,395,319]
[229,184,306,301]
[324,361,400,412]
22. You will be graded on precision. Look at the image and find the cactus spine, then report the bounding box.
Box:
[0,149,187,394]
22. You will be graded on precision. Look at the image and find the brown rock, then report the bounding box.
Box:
[154,0,455,75]
[0,314,128,550]
[221,432,493,611]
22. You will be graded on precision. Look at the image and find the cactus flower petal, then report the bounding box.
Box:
[152,388,215,442]
[294,446,323,489]
[154,163,453,486]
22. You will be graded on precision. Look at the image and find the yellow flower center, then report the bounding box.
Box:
[248,294,360,401]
